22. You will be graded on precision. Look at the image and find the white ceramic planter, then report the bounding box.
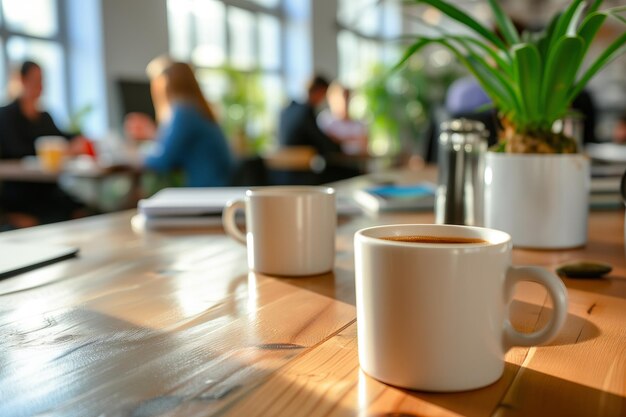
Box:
[485,153,590,249]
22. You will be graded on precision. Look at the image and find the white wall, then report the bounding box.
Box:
[310,0,338,81]
[100,0,169,131]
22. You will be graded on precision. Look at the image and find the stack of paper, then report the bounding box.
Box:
[136,187,246,229]
[587,144,626,210]
[135,187,363,229]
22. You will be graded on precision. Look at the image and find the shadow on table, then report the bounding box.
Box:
[509,300,600,346]
[402,363,626,417]
[562,274,626,301]
[211,352,625,417]
[279,267,356,306]
[279,273,602,347]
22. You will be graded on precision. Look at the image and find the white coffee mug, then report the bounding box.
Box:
[354,224,568,392]
[223,186,336,276]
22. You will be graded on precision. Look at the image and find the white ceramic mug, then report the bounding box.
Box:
[222,186,336,276]
[354,224,568,392]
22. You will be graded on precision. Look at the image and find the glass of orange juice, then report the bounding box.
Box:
[35,136,68,172]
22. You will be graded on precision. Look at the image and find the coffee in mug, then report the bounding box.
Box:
[223,186,336,276]
[355,224,568,392]
[380,235,488,244]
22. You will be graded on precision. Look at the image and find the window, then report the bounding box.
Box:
[167,0,285,153]
[0,0,68,124]
[337,0,402,87]
[336,0,405,155]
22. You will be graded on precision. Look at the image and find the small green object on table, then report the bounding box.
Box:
[556,261,613,279]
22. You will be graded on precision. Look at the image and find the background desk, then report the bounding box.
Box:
[0,159,143,212]
[0,169,624,417]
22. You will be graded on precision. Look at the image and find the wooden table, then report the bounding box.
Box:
[0,169,625,417]
[0,159,143,210]
[0,159,65,182]
[0,159,140,182]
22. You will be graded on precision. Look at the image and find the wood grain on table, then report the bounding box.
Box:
[0,170,625,417]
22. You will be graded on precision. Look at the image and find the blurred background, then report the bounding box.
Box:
[0,0,624,223]
[0,0,622,154]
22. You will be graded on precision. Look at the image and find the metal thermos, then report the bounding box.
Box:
[435,119,488,226]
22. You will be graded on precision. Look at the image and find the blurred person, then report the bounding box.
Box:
[0,61,87,228]
[317,82,369,155]
[571,89,598,145]
[614,113,626,144]
[278,75,362,183]
[278,75,342,156]
[445,76,499,147]
[124,58,235,187]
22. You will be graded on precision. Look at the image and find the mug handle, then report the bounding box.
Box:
[503,266,568,349]
[222,199,246,245]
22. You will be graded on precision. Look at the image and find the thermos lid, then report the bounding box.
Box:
[440,118,488,134]
[439,118,489,145]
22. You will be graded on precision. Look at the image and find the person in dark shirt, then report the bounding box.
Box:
[278,75,361,183]
[0,61,84,228]
[278,75,342,156]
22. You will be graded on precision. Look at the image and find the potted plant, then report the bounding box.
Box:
[397,0,626,248]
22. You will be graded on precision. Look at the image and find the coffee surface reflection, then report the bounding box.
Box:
[380,235,488,244]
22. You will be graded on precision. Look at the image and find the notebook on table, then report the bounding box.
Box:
[353,182,436,212]
[0,242,79,279]
[138,187,246,217]
[136,187,362,229]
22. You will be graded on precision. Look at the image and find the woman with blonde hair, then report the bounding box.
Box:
[125,57,235,187]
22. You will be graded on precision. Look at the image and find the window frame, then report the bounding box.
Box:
[0,0,70,123]
[168,0,285,77]
[336,0,401,86]
[166,0,288,150]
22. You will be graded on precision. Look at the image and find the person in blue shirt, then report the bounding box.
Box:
[125,58,235,187]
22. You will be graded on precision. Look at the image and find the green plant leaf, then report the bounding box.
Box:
[390,38,432,75]
[537,12,561,64]
[441,43,520,117]
[464,50,520,110]
[392,16,514,76]
[569,31,626,102]
[599,5,626,14]
[566,1,588,36]
[393,18,514,76]
[513,43,542,125]
[391,35,519,116]
[411,0,507,50]
[587,0,604,15]
[575,6,625,70]
[578,12,607,57]
[548,0,584,51]
[450,35,513,77]
[487,0,520,45]
[541,36,585,122]
[614,14,626,26]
